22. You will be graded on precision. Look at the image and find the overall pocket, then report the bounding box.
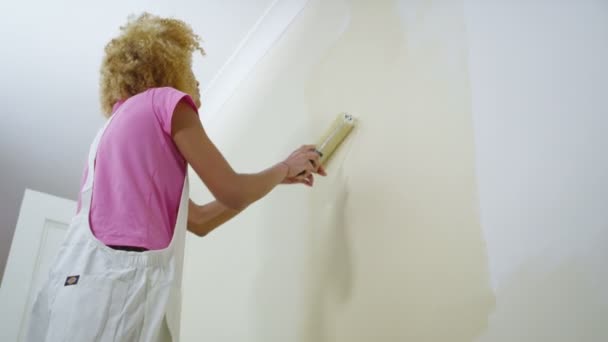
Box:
[46,272,129,342]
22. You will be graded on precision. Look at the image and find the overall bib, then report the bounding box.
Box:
[26,113,189,342]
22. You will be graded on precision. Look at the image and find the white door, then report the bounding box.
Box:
[0,189,76,342]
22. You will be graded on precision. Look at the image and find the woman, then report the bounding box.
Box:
[26,13,325,342]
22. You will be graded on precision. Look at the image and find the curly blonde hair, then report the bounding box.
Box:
[100,13,205,116]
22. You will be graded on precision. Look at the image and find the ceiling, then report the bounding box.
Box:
[0,0,281,282]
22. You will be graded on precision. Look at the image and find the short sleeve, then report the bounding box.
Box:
[152,87,198,135]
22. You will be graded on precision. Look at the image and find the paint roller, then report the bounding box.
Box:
[300,113,356,175]
[315,113,355,165]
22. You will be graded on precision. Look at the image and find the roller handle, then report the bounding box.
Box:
[297,149,324,176]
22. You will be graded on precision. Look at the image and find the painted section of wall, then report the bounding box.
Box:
[465,1,608,341]
[182,0,494,341]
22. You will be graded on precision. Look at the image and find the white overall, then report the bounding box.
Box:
[26,113,189,342]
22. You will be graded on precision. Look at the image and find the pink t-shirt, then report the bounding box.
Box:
[77,87,198,250]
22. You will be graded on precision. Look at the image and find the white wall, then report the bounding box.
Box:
[465,0,608,341]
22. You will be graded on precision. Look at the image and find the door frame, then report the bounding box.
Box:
[0,189,76,341]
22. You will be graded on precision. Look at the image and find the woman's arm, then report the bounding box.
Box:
[187,199,242,237]
[172,100,320,210]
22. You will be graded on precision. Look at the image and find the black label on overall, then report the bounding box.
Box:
[64,275,80,286]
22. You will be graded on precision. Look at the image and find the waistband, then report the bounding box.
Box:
[65,213,177,268]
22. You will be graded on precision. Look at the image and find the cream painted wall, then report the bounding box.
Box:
[182,0,608,341]
[182,0,493,341]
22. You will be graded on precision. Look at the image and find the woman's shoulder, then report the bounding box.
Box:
[148,86,187,96]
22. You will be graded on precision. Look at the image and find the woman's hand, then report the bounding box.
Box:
[281,145,327,187]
